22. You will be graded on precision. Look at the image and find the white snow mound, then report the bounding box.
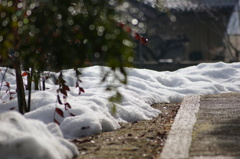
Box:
[0,111,79,159]
[1,62,240,140]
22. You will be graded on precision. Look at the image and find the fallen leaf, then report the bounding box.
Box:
[55,107,64,117]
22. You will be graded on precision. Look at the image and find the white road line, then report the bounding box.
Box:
[160,95,200,159]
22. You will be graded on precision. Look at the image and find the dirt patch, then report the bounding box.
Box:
[72,103,180,159]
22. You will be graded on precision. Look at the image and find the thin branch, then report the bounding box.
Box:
[0,67,8,92]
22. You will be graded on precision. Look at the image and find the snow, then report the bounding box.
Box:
[0,111,79,159]
[1,61,240,158]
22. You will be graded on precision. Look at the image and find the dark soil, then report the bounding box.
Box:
[72,103,180,159]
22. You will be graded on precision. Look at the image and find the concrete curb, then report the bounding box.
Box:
[160,95,200,159]
[191,156,240,159]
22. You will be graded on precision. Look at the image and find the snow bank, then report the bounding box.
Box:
[0,111,79,159]
[1,62,240,141]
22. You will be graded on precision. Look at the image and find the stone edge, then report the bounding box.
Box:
[160,95,200,159]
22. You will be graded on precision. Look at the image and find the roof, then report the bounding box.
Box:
[154,0,238,12]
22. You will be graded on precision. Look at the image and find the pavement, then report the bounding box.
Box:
[160,93,240,159]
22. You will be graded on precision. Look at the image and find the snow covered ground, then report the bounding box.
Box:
[0,111,79,159]
[0,62,240,158]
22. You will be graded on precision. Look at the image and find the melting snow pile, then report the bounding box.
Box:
[0,111,79,159]
[0,62,240,158]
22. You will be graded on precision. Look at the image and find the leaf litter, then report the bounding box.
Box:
[72,103,180,159]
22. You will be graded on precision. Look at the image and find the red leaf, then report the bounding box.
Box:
[157,132,167,137]
[5,82,10,88]
[78,87,85,95]
[140,37,148,45]
[57,95,63,105]
[55,108,64,117]
[65,103,71,109]
[70,113,76,117]
[135,33,140,40]
[125,26,131,33]
[139,133,146,138]
[80,87,85,93]
[63,85,70,91]
[22,72,28,76]
[54,119,60,125]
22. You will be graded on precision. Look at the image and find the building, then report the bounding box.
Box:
[126,0,239,67]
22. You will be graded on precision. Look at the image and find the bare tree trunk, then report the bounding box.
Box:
[15,62,27,114]
[27,68,33,112]
[42,76,46,91]
[34,72,39,90]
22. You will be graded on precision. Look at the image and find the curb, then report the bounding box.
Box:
[160,95,200,159]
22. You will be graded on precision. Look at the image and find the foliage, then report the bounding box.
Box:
[1,0,134,69]
[0,0,135,114]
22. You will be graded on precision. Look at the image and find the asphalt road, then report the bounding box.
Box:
[160,93,240,159]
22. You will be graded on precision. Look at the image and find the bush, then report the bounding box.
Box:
[0,0,135,114]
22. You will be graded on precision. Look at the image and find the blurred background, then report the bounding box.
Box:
[118,0,240,71]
